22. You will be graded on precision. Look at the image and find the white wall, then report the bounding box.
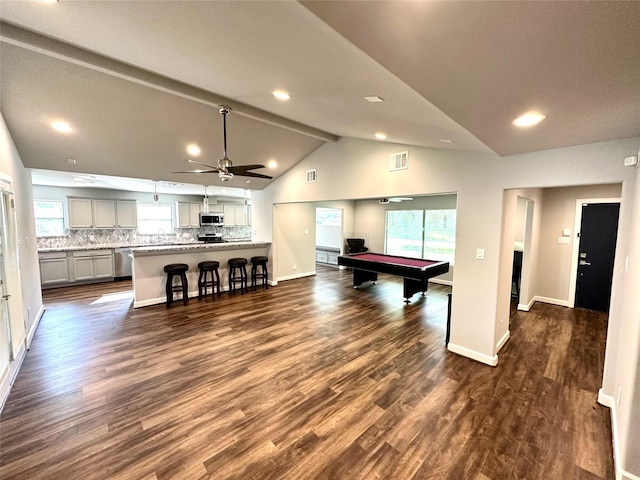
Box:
[0,112,44,405]
[600,164,640,478]
[273,202,316,280]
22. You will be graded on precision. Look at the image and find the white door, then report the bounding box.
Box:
[0,190,25,361]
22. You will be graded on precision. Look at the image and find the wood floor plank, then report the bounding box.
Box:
[0,267,614,479]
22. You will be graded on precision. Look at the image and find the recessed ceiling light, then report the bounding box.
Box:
[272,90,291,101]
[267,160,278,169]
[51,120,73,133]
[375,132,387,140]
[187,144,201,156]
[439,139,454,144]
[364,96,385,103]
[512,112,546,128]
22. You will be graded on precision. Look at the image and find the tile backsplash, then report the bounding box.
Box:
[37,226,252,249]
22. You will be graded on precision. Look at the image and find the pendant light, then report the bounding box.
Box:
[153,180,159,207]
[202,185,209,213]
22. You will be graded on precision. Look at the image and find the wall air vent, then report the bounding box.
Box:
[389,151,408,171]
[306,169,317,183]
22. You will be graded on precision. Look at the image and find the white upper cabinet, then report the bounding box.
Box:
[116,200,137,228]
[176,202,202,228]
[93,199,117,228]
[68,198,94,228]
[68,198,137,229]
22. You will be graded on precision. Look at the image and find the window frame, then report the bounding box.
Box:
[384,208,456,264]
[33,199,65,237]
[136,203,174,235]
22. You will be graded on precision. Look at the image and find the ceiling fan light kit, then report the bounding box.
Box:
[173,105,273,183]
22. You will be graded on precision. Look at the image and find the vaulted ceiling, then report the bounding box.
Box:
[1,1,639,194]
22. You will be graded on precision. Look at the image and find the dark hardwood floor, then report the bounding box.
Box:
[0,265,613,479]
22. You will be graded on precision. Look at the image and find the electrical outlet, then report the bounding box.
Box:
[293,264,297,270]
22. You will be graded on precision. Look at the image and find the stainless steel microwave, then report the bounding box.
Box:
[199,213,224,226]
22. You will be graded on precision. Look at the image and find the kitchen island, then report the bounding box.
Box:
[131,241,271,308]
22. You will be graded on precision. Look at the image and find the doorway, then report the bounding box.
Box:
[572,201,620,312]
[315,207,343,266]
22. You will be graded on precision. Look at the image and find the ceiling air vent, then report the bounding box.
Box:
[389,151,408,171]
[306,169,317,183]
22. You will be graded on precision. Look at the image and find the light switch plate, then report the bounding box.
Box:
[476,248,485,260]
[562,228,571,236]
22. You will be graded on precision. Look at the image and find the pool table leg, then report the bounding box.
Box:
[352,268,378,287]
[403,278,429,301]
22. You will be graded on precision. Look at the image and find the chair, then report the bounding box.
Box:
[345,238,368,254]
[197,261,221,300]
[250,256,269,291]
[227,258,248,295]
[163,263,189,307]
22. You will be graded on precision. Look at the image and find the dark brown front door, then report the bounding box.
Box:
[575,202,620,312]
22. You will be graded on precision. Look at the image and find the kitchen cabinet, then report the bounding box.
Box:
[68,198,137,229]
[68,198,94,228]
[116,200,137,228]
[39,252,70,285]
[93,199,117,227]
[223,204,250,226]
[177,202,202,228]
[72,250,114,281]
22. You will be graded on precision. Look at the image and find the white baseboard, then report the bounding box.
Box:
[0,342,26,412]
[517,297,536,311]
[447,342,498,366]
[277,271,315,282]
[429,278,453,286]
[597,389,640,480]
[533,295,570,308]
[26,304,46,348]
[496,330,510,352]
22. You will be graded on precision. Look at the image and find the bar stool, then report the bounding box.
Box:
[164,263,189,307]
[250,256,269,291]
[227,258,248,295]
[198,261,221,300]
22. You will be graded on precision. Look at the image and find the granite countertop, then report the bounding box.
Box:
[37,240,241,253]
[131,240,270,256]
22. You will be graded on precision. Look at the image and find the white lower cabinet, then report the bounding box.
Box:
[72,250,114,281]
[39,250,115,287]
[39,252,70,285]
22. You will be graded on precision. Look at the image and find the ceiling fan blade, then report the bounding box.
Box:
[172,169,220,174]
[187,159,218,169]
[228,164,267,171]
[231,171,273,179]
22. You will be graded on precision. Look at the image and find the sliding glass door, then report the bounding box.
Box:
[385,209,456,262]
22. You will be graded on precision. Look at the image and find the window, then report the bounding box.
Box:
[137,204,173,235]
[385,209,456,263]
[34,200,65,236]
[316,207,342,226]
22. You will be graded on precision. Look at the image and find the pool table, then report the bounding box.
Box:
[337,252,450,302]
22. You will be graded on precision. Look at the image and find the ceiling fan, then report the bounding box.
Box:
[174,105,272,182]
